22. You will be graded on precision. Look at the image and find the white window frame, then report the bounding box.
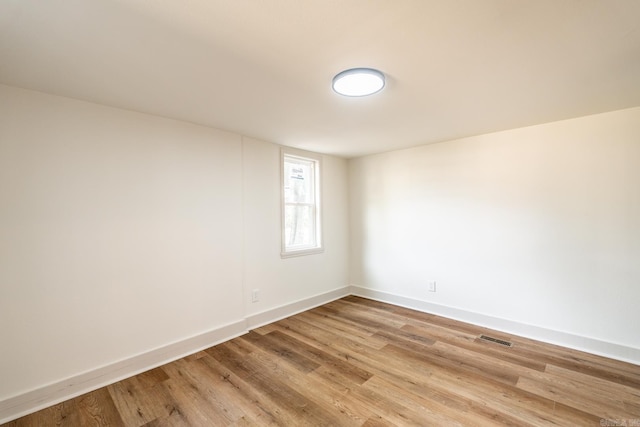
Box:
[281,147,323,258]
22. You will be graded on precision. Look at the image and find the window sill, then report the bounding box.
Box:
[281,247,324,258]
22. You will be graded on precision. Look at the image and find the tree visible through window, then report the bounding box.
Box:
[282,149,322,257]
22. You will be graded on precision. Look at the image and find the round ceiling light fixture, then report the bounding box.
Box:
[332,68,385,97]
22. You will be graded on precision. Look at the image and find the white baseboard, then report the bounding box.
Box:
[246,286,351,329]
[349,285,640,366]
[0,286,351,424]
[3,284,637,423]
[0,320,248,424]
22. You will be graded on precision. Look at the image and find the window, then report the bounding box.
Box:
[281,148,322,257]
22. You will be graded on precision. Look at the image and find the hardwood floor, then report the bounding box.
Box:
[5,296,640,426]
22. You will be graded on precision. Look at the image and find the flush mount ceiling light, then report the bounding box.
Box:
[332,68,385,97]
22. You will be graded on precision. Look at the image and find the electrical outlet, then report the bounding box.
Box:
[251,289,260,303]
[427,281,436,292]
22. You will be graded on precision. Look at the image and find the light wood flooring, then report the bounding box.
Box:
[5,296,640,426]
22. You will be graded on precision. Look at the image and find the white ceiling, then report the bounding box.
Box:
[1,1,639,158]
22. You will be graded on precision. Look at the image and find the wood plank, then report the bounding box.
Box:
[263,329,374,385]
[7,296,639,426]
[401,322,548,371]
[297,309,388,349]
[239,330,321,373]
[245,343,369,426]
[544,363,640,404]
[74,388,125,426]
[196,354,282,426]
[207,340,345,425]
[517,375,637,421]
[107,376,170,426]
[160,359,241,425]
[301,308,388,348]
[362,375,499,426]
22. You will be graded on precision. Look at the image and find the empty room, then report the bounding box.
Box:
[1,0,639,425]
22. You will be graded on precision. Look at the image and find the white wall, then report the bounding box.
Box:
[242,138,350,321]
[1,81,637,420]
[0,84,350,410]
[350,107,640,356]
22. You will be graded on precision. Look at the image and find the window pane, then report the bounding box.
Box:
[284,158,314,204]
[284,204,316,248]
[281,150,322,257]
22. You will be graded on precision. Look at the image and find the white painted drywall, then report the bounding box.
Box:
[1,80,636,416]
[0,84,350,403]
[0,84,244,399]
[349,107,640,350]
[242,138,350,317]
